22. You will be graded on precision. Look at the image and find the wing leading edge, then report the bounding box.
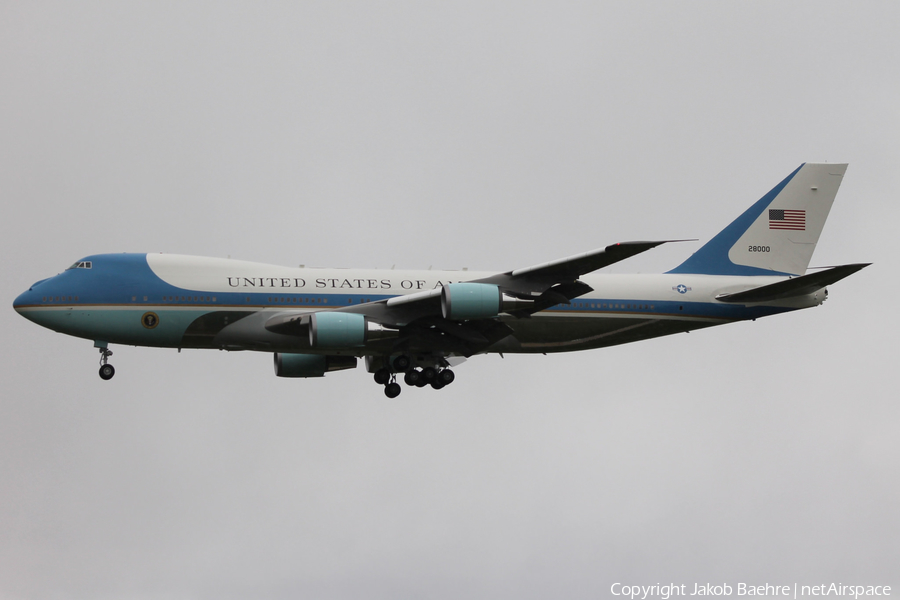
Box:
[352,239,677,323]
[474,241,679,296]
[264,240,676,350]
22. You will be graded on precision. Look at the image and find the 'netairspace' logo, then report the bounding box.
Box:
[609,583,892,600]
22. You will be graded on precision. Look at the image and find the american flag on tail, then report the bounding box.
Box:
[769,209,806,231]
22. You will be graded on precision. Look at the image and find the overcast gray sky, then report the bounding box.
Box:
[1,2,897,599]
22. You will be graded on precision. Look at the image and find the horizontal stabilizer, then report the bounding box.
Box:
[715,263,870,303]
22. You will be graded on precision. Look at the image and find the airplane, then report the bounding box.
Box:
[13,163,868,397]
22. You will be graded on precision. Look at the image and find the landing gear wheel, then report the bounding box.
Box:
[98,346,115,380]
[430,379,445,390]
[392,355,411,372]
[99,364,115,380]
[403,370,421,386]
[373,368,391,385]
[384,382,402,398]
[414,377,428,388]
[437,369,455,385]
[421,366,437,382]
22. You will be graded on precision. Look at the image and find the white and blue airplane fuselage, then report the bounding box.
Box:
[13,163,868,396]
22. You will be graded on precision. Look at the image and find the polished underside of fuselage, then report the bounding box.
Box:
[16,302,730,355]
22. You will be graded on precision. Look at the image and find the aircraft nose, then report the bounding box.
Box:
[13,279,49,314]
[14,289,36,313]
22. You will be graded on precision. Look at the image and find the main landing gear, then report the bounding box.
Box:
[372,355,456,398]
[98,347,115,380]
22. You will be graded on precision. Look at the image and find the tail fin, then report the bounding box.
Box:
[668,163,848,276]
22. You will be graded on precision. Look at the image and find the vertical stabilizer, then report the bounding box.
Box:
[668,163,847,276]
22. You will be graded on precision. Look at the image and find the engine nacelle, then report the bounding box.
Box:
[441,283,534,320]
[273,353,357,378]
[309,311,399,349]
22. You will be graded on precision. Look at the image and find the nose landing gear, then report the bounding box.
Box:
[98,347,115,380]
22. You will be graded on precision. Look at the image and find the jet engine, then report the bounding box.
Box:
[308,311,399,349]
[273,353,357,377]
[441,283,533,320]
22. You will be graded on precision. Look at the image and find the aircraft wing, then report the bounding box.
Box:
[366,239,675,320]
[471,241,674,296]
[265,240,673,354]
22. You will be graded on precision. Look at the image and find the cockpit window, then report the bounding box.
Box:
[66,261,92,270]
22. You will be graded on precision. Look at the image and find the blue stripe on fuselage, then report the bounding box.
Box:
[547,298,791,321]
[15,254,393,309]
[15,253,173,306]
